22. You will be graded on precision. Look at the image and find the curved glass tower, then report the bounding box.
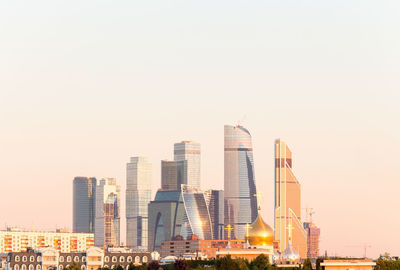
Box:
[180,185,213,240]
[224,125,258,240]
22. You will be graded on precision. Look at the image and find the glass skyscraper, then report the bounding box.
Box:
[126,157,152,251]
[204,189,225,240]
[274,139,307,258]
[95,178,121,247]
[161,160,187,191]
[73,177,96,233]
[224,125,258,240]
[174,141,200,189]
[180,185,213,240]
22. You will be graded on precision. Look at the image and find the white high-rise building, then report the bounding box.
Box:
[126,157,152,251]
[174,141,200,189]
[95,178,120,247]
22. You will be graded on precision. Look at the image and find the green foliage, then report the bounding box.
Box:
[302,258,312,270]
[375,259,400,270]
[250,254,269,270]
[113,265,124,270]
[147,261,161,270]
[174,260,189,270]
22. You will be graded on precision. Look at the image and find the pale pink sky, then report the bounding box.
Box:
[1,0,400,259]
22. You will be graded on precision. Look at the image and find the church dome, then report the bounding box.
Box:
[282,242,300,261]
[246,210,274,247]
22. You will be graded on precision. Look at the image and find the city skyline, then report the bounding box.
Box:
[1,0,400,259]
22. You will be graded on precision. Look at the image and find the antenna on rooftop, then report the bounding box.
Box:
[237,115,247,126]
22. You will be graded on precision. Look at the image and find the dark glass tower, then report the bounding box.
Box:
[73,177,96,233]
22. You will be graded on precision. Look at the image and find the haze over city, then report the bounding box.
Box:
[1,0,400,260]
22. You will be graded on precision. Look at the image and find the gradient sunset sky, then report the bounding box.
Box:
[1,0,399,258]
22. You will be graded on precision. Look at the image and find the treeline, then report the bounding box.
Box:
[64,254,313,270]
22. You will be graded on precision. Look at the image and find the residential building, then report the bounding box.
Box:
[73,177,96,233]
[160,238,244,259]
[274,139,307,258]
[320,260,376,270]
[174,141,200,189]
[95,178,120,247]
[4,247,151,270]
[224,125,258,240]
[126,157,152,251]
[0,228,94,253]
[161,160,187,191]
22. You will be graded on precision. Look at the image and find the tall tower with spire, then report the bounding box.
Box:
[274,139,307,258]
[224,124,258,240]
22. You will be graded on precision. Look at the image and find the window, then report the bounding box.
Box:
[112,256,117,263]
[21,265,27,270]
[74,256,79,263]
[59,257,64,263]
[104,256,109,263]
[135,256,140,264]
[37,257,41,263]
[104,266,109,269]
[15,256,20,262]
[67,256,72,262]
[81,266,85,270]
[119,257,124,263]
[29,265,34,270]
[30,257,34,263]
[58,266,63,270]
[142,256,148,263]
[127,256,132,263]
[22,256,27,262]
[14,265,20,270]
[36,265,41,270]
[82,257,86,263]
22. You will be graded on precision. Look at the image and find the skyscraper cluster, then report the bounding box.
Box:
[72,124,319,258]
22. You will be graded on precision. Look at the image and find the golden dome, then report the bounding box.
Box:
[246,210,274,247]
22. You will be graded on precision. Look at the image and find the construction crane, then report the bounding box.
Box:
[345,244,372,258]
[303,207,315,224]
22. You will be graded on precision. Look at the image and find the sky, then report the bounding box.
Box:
[1,0,400,258]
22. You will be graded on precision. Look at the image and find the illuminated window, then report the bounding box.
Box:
[135,256,140,264]
[142,256,148,263]
[119,257,124,263]
[112,256,117,263]
[127,256,132,263]
[104,256,109,263]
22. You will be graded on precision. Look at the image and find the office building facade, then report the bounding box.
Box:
[148,190,185,252]
[274,139,307,258]
[126,157,152,251]
[73,177,96,233]
[174,141,200,189]
[224,125,258,240]
[204,190,225,240]
[95,178,121,247]
[161,160,187,191]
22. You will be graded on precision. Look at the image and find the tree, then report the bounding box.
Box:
[113,265,123,270]
[174,260,188,270]
[147,261,161,270]
[216,255,239,270]
[250,254,269,270]
[302,258,312,270]
[65,263,81,270]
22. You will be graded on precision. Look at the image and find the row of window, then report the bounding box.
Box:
[104,256,148,264]
[14,256,39,263]
[13,256,149,265]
